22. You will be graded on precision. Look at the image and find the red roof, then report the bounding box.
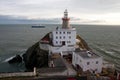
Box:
[40,33,50,43]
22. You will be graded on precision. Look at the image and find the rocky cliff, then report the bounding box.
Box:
[22,42,48,71]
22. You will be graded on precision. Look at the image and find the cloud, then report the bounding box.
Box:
[0,0,120,24]
[1,0,120,16]
[71,0,120,13]
[70,17,106,24]
[0,15,106,24]
[80,19,106,24]
[0,15,60,24]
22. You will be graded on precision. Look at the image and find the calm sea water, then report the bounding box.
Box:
[0,24,120,72]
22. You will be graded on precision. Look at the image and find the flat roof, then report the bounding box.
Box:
[74,50,101,59]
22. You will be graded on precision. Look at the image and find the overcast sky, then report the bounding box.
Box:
[0,0,120,24]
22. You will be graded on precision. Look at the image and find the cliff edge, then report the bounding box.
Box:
[22,42,48,71]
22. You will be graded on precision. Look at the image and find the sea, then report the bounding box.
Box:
[0,24,120,72]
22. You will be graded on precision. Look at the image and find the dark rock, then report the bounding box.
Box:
[22,42,48,70]
[8,55,22,64]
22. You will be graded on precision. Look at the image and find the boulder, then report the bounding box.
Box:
[22,42,48,70]
[8,55,22,64]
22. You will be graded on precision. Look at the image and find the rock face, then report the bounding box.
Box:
[22,42,48,70]
[8,55,22,64]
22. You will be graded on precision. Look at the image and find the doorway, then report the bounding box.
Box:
[62,41,66,45]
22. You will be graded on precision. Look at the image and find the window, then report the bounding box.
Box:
[96,61,98,64]
[69,41,71,43]
[67,41,71,43]
[56,32,58,34]
[87,62,90,65]
[60,36,62,39]
[56,36,58,39]
[60,32,61,34]
[63,36,65,39]
[56,41,58,44]
[67,32,71,34]
[69,36,71,39]
[63,32,65,34]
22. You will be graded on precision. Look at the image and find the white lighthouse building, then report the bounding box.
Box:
[49,9,76,54]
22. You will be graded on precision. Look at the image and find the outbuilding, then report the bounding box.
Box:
[72,50,103,73]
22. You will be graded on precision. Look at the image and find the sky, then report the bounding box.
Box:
[0,0,120,25]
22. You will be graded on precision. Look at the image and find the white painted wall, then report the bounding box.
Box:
[72,52,103,73]
[82,58,102,73]
[52,28,76,46]
[49,45,75,53]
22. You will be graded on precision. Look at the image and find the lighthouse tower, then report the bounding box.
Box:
[62,9,70,29]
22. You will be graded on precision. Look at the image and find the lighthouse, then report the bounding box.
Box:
[39,10,103,74]
[62,9,70,29]
[46,10,76,53]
